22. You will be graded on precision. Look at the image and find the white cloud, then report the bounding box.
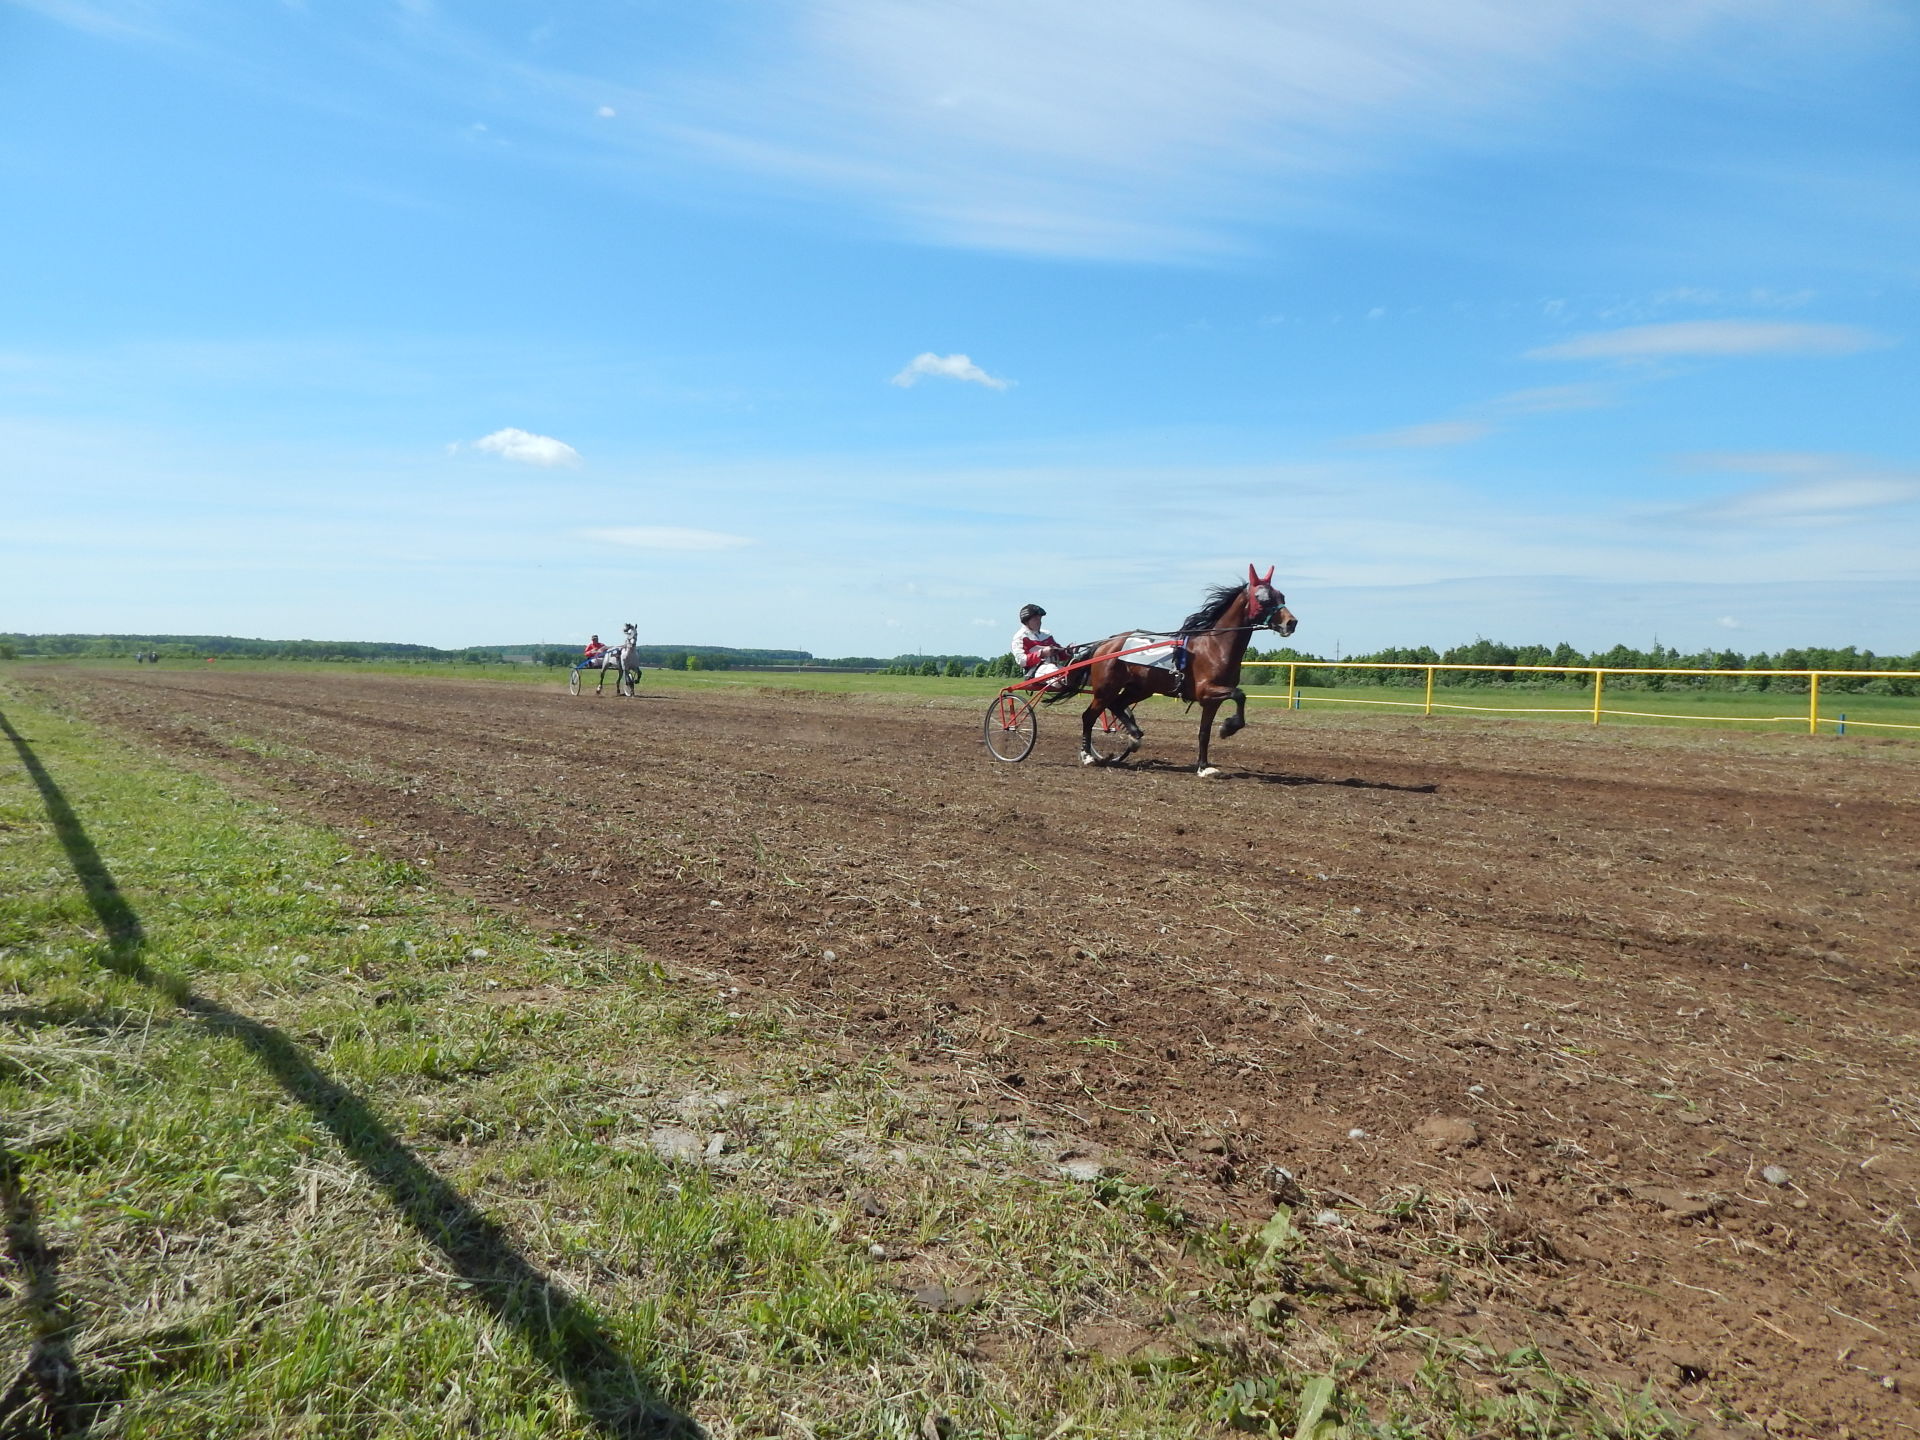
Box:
[889,352,1011,390]
[471,427,581,466]
[596,105,616,119]
[1683,452,1920,523]
[1528,321,1889,361]
[1354,420,1492,448]
[582,526,754,551]
[1717,615,1743,629]
[653,0,1837,258]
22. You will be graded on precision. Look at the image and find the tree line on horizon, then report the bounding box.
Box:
[3,632,1915,694]
[1245,638,1920,695]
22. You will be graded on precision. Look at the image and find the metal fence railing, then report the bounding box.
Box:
[1246,663,1920,735]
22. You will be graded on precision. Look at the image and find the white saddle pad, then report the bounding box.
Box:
[1121,635,1183,672]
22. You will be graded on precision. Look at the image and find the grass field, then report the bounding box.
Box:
[0,681,1700,1438]
[1245,681,1920,734]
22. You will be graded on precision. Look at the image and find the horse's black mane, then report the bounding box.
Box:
[1178,580,1248,633]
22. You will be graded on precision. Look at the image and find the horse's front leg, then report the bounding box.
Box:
[1218,687,1249,740]
[1195,698,1225,776]
[1080,700,1103,765]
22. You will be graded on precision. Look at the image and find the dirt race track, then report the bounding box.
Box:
[31,668,1920,1434]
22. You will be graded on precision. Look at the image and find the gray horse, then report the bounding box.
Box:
[570,623,641,696]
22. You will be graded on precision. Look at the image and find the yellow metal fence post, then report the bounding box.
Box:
[1592,669,1604,725]
[1287,664,1297,711]
[1809,672,1821,735]
[1423,666,1435,716]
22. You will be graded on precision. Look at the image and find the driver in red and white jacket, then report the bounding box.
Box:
[1011,604,1069,685]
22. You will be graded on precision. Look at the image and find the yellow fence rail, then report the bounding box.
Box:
[1249,662,1920,735]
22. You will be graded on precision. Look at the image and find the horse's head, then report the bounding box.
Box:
[1247,565,1297,637]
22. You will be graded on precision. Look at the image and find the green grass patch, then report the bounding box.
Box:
[1,682,1696,1437]
[1241,680,1920,734]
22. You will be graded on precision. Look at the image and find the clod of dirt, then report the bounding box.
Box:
[673,1090,741,1121]
[1629,1184,1719,1222]
[1466,1167,1502,1192]
[1264,1166,1306,1203]
[1761,1164,1792,1186]
[1059,1158,1106,1182]
[1661,1349,1712,1385]
[857,1194,889,1218]
[1416,1115,1481,1149]
[646,1126,704,1162]
[911,1283,983,1314]
[1068,1323,1181,1365]
[703,1132,729,1159]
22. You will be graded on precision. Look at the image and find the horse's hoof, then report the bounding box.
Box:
[1197,766,1222,778]
[1080,753,1099,766]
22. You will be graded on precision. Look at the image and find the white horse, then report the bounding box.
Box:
[570,623,641,696]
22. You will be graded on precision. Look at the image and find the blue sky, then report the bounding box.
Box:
[3,0,1916,656]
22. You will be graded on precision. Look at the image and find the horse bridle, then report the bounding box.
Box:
[1245,564,1290,630]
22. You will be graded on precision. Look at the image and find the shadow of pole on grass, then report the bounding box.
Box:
[0,1147,97,1440]
[0,709,702,1440]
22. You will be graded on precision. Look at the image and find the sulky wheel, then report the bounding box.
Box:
[1087,709,1132,764]
[983,692,1038,762]
[568,668,582,695]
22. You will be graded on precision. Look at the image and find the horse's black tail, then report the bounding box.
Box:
[1039,643,1099,705]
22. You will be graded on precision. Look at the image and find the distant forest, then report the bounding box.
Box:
[1,632,883,671]
[3,632,1916,694]
[1244,639,1920,695]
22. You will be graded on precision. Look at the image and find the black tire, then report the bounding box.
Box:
[1088,709,1132,763]
[983,692,1038,762]
[568,669,581,695]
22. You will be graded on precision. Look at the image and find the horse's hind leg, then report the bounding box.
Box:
[1218,687,1249,739]
[1113,687,1146,760]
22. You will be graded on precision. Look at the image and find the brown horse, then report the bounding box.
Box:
[1047,565,1297,776]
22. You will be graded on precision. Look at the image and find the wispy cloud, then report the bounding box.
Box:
[581,526,754,551]
[471,427,581,467]
[34,2,1887,261]
[889,352,1011,390]
[1353,420,1491,449]
[1349,383,1617,449]
[1682,452,1920,523]
[696,0,1839,257]
[1529,321,1890,361]
[1482,383,1618,415]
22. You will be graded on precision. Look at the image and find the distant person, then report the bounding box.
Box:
[1012,604,1069,688]
[574,635,606,672]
